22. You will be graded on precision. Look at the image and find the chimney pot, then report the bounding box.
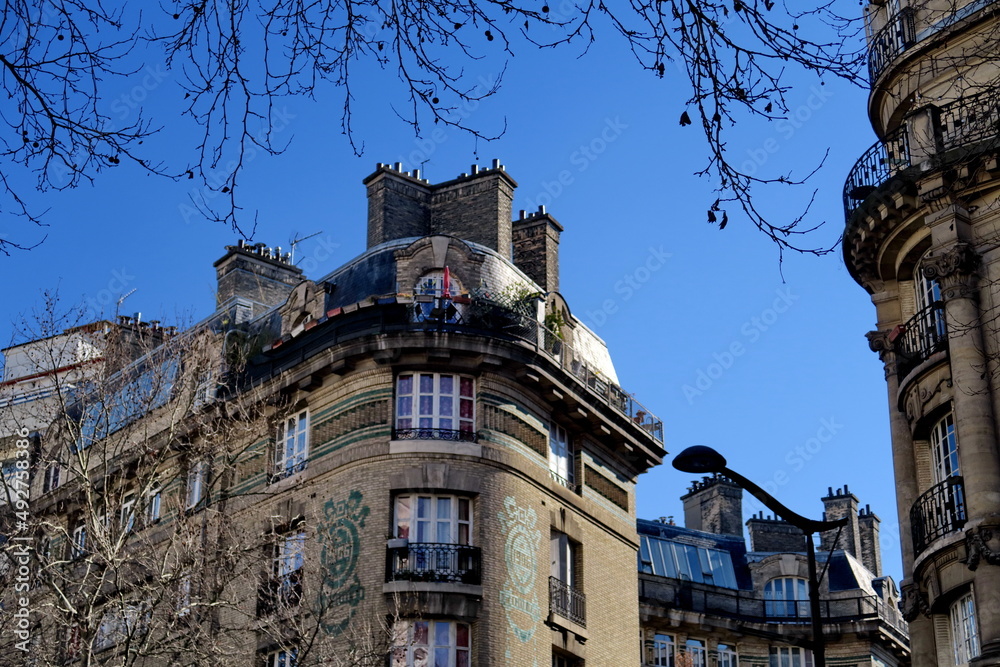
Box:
[492,158,501,169]
[394,162,403,171]
[471,165,479,175]
[413,169,421,180]
[538,205,546,214]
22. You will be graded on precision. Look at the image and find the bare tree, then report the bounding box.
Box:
[1,1,871,257]
[0,303,405,666]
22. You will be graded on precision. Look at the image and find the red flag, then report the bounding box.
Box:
[442,266,451,299]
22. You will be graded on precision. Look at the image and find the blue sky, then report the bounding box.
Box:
[0,7,903,580]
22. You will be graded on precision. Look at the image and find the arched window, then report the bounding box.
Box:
[931,412,960,482]
[915,256,947,345]
[412,270,464,323]
[764,577,809,620]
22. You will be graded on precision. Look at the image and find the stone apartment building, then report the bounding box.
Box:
[8,160,915,667]
[13,162,667,666]
[638,475,909,667]
[843,0,1000,666]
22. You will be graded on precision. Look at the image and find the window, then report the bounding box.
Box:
[932,412,961,482]
[42,460,61,493]
[717,644,738,667]
[638,535,738,589]
[265,647,298,667]
[915,257,947,350]
[391,620,470,667]
[120,493,136,533]
[177,574,193,617]
[951,592,980,666]
[649,633,675,667]
[145,481,162,524]
[411,270,465,323]
[551,531,575,587]
[395,373,475,439]
[275,410,309,478]
[550,530,585,625]
[275,530,305,603]
[684,640,707,667]
[769,647,813,667]
[764,577,809,619]
[94,602,149,652]
[549,423,574,487]
[186,460,207,509]
[260,528,305,614]
[70,522,87,559]
[395,494,472,545]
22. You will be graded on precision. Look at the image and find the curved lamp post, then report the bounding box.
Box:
[672,445,849,667]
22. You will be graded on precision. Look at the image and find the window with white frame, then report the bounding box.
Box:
[391,620,470,667]
[395,494,472,544]
[932,412,961,483]
[70,522,87,559]
[275,410,309,478]
[717,644,738,667]
[548,423,573,487]
[93,601,149,652]
[120,493,136,533]
[145,481,162,524]
[186,460,207,509]
[265,647,297,667]
[275,529,305,604]
[177,573,193,617]
[951,591,980,666]
[649,633,674,667]
[684,639,707,667]
[42,460,61,493]
[769,646,813,667]
[395,373,475,438]
[764,577,810,620]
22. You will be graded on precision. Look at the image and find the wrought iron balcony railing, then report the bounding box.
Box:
[549,576,586,627]
[867,7,916,84]
[843,125,911,219]
[637,576,908,640]
[385,542,482,585]
[894,302,948,380]
[843,89,1000,222]
[911,476,966,555]
[391,427,478,443]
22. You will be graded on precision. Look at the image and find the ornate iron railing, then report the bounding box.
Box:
[385,543,482,585]
[937,88,1000,150]
[638,577,908,640]
[867,7,916,83]
[843,125,911,218]
[844,89,1000,222]
[894,302,948,379]
[549,576,586,627]
[911,476,966,555]
[391,428,478,443]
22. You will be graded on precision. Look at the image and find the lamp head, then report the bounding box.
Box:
[672,445,728,474]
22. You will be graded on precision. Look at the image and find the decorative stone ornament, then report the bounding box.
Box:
[922,243,981,301]
[963,524,1000,571]
[901,580,931,621]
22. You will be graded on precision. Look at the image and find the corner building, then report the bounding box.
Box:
[843,1,1000,666]
[22,161,665,666]
[251,162,667,666]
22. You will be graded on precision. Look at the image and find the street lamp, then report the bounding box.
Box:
[672,445,848,667]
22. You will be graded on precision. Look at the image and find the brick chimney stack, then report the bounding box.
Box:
[680,474,743,537]
[512,207,563,293]
[858,504,883,576]
[214,241,303,318]
[363,161,517,254]
[746,512,807,552]
[820,485,862,558]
